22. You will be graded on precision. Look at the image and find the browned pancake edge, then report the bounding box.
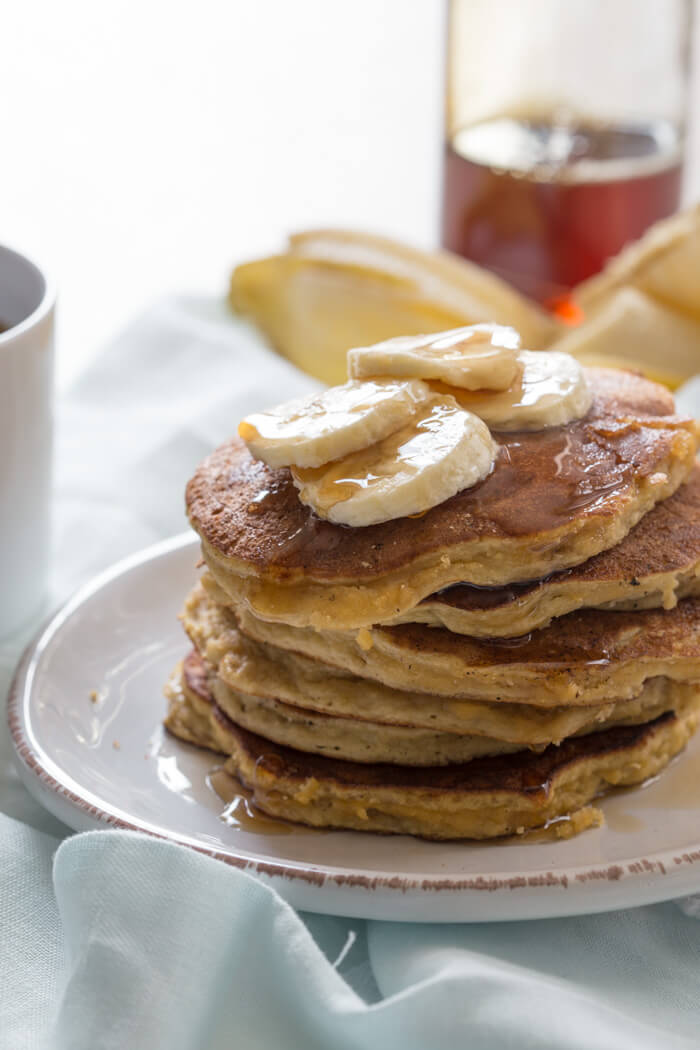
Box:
[430,464,700,613]
[186,369,697,583]
[181,650,676,797]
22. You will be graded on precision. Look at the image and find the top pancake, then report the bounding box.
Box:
[187,368,698,630]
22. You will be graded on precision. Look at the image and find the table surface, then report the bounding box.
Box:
[1,0,698,389]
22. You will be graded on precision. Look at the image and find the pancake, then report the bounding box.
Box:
[183,580,698,745]
[165,655,700,839]
[199,651,700,764]
[187,368,698,631]
[397,465,700,637]
[186,651,524,764]
[218,582,700,706]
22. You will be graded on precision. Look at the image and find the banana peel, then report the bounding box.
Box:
[230,213,700,389]
[230,229,560,386]
[576,204,700,322]
[547,287,700,391]
[569,204,700,388]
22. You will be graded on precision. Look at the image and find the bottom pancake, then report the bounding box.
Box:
[164,652,700,840]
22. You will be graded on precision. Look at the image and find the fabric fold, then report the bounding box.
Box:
[367,909,700,1049]
[50,831,367,1050]
[0,815,64,1050]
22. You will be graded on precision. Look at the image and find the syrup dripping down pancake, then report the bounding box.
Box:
[183,582,697,747]
[214,581,700,707]
[187,369,698,631]
[399,465,700,637]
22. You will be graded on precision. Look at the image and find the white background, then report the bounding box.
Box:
[1,0,698,387]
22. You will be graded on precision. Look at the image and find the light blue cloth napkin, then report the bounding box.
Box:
[3,815,700,1050]
[2,301,700,1050]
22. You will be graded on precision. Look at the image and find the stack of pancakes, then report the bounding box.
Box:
[166,368,700,839]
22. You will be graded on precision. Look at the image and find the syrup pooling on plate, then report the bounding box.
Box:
[207,767,310,834]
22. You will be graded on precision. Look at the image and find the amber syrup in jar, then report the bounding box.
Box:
[441,115,682,307]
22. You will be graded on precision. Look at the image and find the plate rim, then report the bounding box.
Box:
[8,531,700,918]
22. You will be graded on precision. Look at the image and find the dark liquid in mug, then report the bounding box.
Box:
[441,115,682,305]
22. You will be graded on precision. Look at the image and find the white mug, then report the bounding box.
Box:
[0,246,55,637]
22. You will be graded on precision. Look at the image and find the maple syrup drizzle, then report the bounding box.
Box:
[207,767,312,835]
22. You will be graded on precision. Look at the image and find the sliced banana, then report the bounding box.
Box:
[291,395,498,527]
[238,378,430,469]
[449,350,592,431]
[347,324,521,391]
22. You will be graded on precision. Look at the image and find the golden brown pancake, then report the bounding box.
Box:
[185,650,525,764]
[165,653,700,840]
[218,582,700,707]
[398,465,700,637]
[187,369,698,630]
[183,580,698,746]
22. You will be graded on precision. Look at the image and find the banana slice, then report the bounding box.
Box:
[291,395,498,527]
[347,324,521,391]
[238,378,430,469]
[449,350,592,431]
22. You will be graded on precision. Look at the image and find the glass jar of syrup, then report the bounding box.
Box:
[441,0,693,306]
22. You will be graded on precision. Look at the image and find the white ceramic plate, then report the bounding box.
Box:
[9,533,700,922]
